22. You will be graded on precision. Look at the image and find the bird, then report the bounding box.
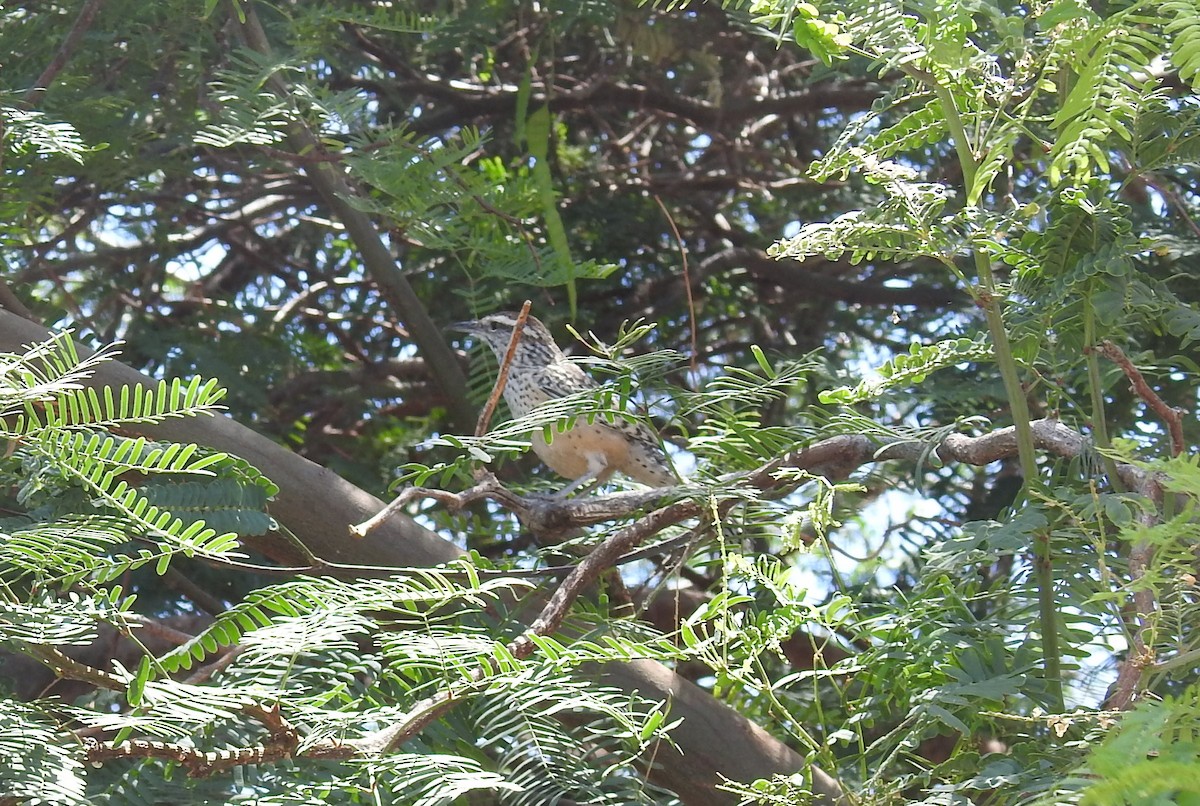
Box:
[453,312,676,495]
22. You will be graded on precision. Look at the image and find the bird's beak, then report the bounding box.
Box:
[449,321,481,335]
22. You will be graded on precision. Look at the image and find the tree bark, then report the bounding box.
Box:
[0,309,838,806]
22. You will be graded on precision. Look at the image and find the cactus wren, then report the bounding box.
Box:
[454,312,675,494]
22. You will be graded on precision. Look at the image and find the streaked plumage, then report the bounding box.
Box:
[454,312,675,492]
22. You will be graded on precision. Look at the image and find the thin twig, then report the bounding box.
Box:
[351,302,531,537]
[353,497,697,756]
[350,477,518,537]
[161,567,227,616]
[1094,340,1185,457]
[476,300,533,438]
[653,195,697,375]
[1131,168,1200,241]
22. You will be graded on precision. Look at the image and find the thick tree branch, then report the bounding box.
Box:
[84,704,325,777]
[228,1,474,429]
[0,313,808,806]
[0,310,460,569]
[0,281,38,323]
[403,75,880,135]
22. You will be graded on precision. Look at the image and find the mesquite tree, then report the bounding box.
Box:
[2,0,1199,803]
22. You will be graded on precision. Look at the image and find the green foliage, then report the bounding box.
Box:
[1049,19,1162,185]
[727,0,1200,799]
[770,155,959,264]
[819,337,992,405]
[0,107,91,165]
[0,334,258,573]
[808,89,946,182]
[0,699,88,805]
[192,51,295,148]
[0,335,276,796]
[6,0,1200,802]
[1128,91,1200,173]
[156,569,529,673]
[1165,0,1200,88]
[1077,689,1200,804]
[0,337,681,802]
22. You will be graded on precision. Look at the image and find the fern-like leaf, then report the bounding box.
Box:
[0,108,90,164]
[157,571,531,672]
[31,432,242,560]
[1049,19,1163,184]
[819,336,994,405]
[1165,0,1200,88]
[0,699,88,804]
[140,478,274,537]
[810,89,944,182]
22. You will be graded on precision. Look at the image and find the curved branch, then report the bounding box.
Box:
[1095,340,1186,457]
[700,247,964,308]
[373,69,880,135]
[230,2,474,429]
[0,312,814,806]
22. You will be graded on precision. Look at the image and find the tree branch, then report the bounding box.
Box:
[6,312,1168,800]
[228,0,474,429]
[28,645,126,691]
[0,313,811,805]
[24,0,107,106]
[1094,340,1186,457]
[404,75,880,135]
[82,703,342,776]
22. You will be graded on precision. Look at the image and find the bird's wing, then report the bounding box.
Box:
[534,361,600,399]
[535,363,661,440]
[533,360,673,484]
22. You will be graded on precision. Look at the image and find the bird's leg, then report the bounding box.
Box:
[553,452,614,498]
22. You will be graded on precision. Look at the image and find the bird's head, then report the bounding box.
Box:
[452,312,560,365]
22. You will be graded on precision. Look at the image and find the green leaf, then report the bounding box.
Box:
[127,655,153,706]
